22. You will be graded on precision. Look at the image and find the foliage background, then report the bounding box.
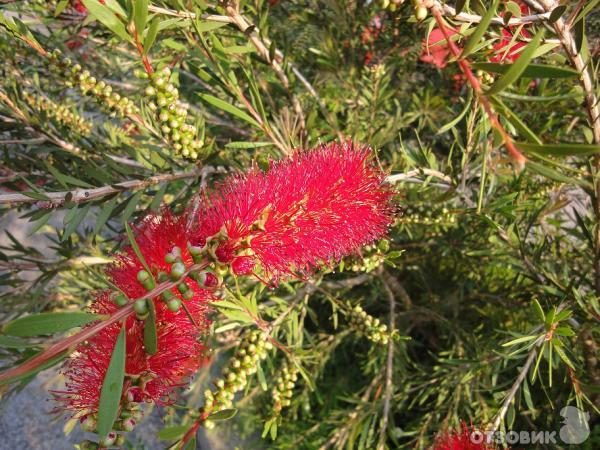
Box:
[0,0,599,449]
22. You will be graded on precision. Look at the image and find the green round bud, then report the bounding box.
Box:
[170,262,185,279]
[165,252,176,264]
[99,432,117,447]
[113,293,128,307]
[145,86,156,97]
[137,270,151,283]
[162,289,175,302]
[81,416,97,432]
[133,299,148,315]
[167,298,181,312]
[78,440,99,450]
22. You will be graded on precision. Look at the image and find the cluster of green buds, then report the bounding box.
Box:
[343,239,389,273]
[46,49,138,118]
[400,206,457,227]
[77,401,141,449]
[271,360,299,414]
[136,66,203,159]
[347,304,390,345]
[411,0,428,20]
[23,91,91,135]
[378,0,405,12]
[202,329,272,428]
[113,244,216,319]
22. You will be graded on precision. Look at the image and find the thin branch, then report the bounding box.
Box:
[224,4,306,133]
[490,339,541,432]
[385,168,453,185]
[435,0,551,25]
[0,167,211,206]
[430,6,527,168]
[378,276,397,450]
[0,262,209,385]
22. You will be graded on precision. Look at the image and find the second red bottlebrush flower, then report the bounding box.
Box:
[433,423,498,450]
[192,141,395,281]
[54,213,212,420]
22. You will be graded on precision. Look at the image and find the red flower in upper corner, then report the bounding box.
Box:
[54,212,212,418]
[490,1,531,63]
[191,141,395,283]
[433,423,499,450]
[420,27,460,69]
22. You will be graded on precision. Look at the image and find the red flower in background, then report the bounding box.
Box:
[192,141,394,282]
[433,423,498,450]
[490,1,531,63]
[54,213,211,417]
[420,27,460,69]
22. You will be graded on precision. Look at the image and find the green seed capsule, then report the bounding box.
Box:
[133,299,148,315]
[167,298,182,312]
[171,262,185,279]
[114,293,128,306]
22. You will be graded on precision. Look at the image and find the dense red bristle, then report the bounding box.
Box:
[54,213,212,417]
[193,141,395,281]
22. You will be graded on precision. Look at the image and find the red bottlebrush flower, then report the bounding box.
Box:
[54,212,212,417]
[192,141,394,282]
[490,1,531,63]
[420,27,460,69]
[433,423,497,450]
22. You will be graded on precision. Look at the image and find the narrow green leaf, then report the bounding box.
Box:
[0,350,68,386]
[223,45,255,54]
[143,18,160,53]
[3,312,99,337]
[532,299,545,323]
[454,0,467,15]
[0,335,40,349]
[144,299,158,355]
[193,20,228,33]
[517,142,600,157]
[133,0,148,35]
[527,161,592,190]
[487,29,545,95]
[92,195,119,238]
[502,335,538,347]
[553,343,575,369]
[461,0,500,57]
[208,408,238,421]
[437,92,472,134]
[472,62,578,79]
[125,222,152,276]
[62,203,92,241]
[548,5,567,23]
[158,425,190,441]
[225,141,272,149]
[256,362,268,391]
[97,325,126,438]
[21,191,51,201]
[81,0,132,42]
[198,93,260,128]
[573,19,584,53]
[55,0,69,17]
[122,190,143,224]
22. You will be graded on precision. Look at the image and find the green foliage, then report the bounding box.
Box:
[0,1,599,449]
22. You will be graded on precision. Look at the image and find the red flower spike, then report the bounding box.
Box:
[193,141,394,282]
[433,423,498,450]
[54,212,212,417]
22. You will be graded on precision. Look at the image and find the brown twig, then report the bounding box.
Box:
[0,167,210,206]
[430,6,527,168]
[0,262,209,385]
